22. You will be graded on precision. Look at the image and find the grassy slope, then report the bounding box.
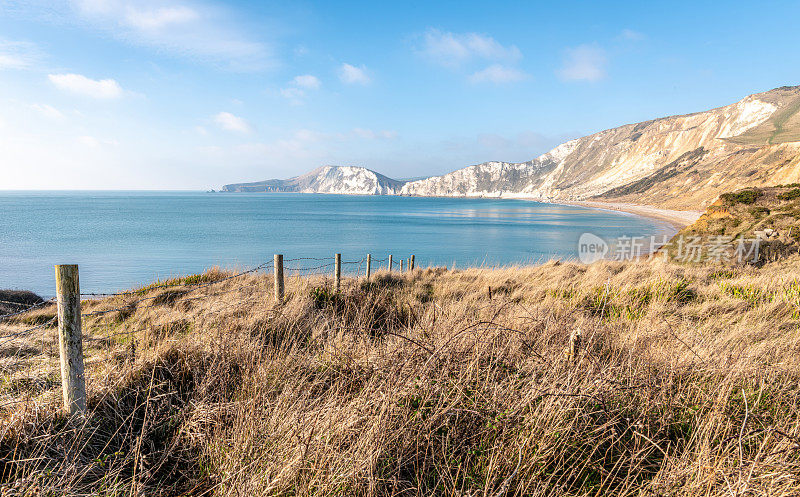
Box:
[725,94,800,147]
[668,186,800,262]
[2,262,800,495]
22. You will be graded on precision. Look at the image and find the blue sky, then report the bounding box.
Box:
[1,0,799,189]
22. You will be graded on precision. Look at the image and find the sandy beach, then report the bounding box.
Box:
[559,200,703,232]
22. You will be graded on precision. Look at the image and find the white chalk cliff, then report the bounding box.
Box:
[223,86,800,210]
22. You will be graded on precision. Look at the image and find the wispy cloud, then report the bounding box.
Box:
[557,44,607,82]
[77,135,118,147]
[418,29,521,67]
[339,63,371,85]
[31,103,65,120]
[124,5,200,30]
[618,29,645,42]
[0,40,41,70]
[69,0,272,71]
[214,111,252,133]
[469,64,529,84]
[292,74,321,90]
[279,87,305,105]
[352,128,397,140]
[48,73,125,98]
[280,74,321,104]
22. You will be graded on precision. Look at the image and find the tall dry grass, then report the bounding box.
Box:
[2,259,800,495]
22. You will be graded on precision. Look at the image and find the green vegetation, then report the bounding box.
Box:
[670,186,800,263]
[134,267,228,294]
[778,188,800,201]
[720,188,763,205]
[309,285,337,307]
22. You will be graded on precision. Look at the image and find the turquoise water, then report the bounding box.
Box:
[0,192,673,296]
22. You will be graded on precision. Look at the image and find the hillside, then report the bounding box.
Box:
[224,86,800,211]
[402,86,800,209]
[222,166,406,195]
[665,185,800,262]
[3,262,800,495]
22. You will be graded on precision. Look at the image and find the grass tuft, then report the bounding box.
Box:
[2,262,800,495]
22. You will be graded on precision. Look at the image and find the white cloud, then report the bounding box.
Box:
[77,135,118,147]
[292,74,321,90]
[124,5,199,30]
[48,73,125,98]
[469,64,529,84]
[557,44,607,82]
[418,29,521,67]
[618,29,645,42]
[279,87,305,105]
[0,40,40,69]
[31,103,65,120]
[69,0,272,71]
[339,63,371,85]
[280,74,321,104]
[214,111,252,133]
[77,135,100,147]
[352,128,397,140]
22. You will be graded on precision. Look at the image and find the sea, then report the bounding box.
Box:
[0,191,675,297]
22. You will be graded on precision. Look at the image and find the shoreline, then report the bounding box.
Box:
[554,200,703,232]
[215,191,704,232]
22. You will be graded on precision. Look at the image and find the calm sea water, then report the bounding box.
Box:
[0,192,673,296]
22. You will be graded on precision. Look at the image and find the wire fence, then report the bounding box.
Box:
[0,253,417,377]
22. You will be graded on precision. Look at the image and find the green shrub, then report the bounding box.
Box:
[720,189,762,205]
[778,188,800,201]
[310,286,337,308]
[748,206,771,218]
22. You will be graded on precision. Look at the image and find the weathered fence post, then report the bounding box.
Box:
[400,259,404,272]
[55,265,87,415]
[334,253,342,292]
[410,255,415,271]
[366,254,372,281]
[568,329,581,364]
[274,254,284,302]
[388,255,393,272]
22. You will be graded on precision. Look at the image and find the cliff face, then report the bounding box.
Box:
[223,86,800,210]
[222,166,406,195]
[401,86,800,209]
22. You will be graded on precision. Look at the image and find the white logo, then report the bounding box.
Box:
[578,233,608,264]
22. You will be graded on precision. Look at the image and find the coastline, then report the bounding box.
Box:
[555,200,703,232]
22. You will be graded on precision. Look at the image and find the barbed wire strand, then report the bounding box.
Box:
[0,254,400,341]
[0,299,56,323]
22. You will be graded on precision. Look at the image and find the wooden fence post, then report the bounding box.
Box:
[400,259,404,272]
[569,329,581,364]
[55,265,87,416]
[366,254,372,281]
[274,254,284,302]
[388,255,393,272]
[334,253,342,292]
[410,255,415,271]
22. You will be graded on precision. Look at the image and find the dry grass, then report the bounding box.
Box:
[2,259,800,496]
